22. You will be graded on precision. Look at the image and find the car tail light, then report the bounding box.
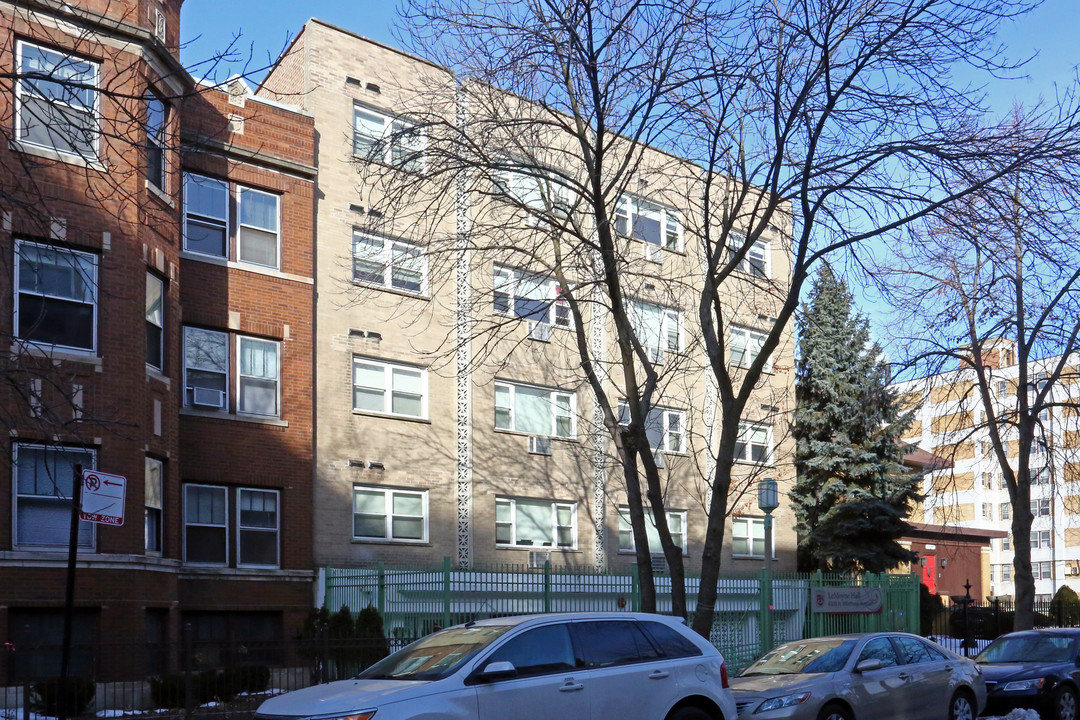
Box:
[720,661,729,688]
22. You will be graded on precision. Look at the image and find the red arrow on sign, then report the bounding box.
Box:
[103,480,122,486]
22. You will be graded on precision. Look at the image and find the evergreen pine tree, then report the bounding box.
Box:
[791,266,922,573]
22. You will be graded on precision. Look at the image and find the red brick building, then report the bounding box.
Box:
[0,0,314,683]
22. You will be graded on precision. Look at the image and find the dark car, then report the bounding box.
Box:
[975,628,1080,720]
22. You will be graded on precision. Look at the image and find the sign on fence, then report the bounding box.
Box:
[80,470,126,525]
[811,587,882,614]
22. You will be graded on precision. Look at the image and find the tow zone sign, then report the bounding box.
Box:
[80,470,126,526]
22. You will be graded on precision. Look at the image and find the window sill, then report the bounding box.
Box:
[492,427,577,442]
[9,341,102,366]
[146,365,171,388]
[352,409,431,424]
[617,549,689,557]
[145,179,175,208]
[179,250,314,285]
[352,280,430,302]
[734,458,775,467]
[496,544,580,552]
[351,538,432,546]
[9,139,106,171]
[180,407,289,427]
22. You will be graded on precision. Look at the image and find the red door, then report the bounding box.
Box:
[921,554,937,593]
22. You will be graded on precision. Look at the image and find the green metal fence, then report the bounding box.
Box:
[323,559,920,673]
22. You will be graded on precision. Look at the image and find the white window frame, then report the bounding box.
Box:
[352,105,426,172]
[15,40,100,159]
[236,185,281,269]
[145,456,163,554]
[495,164,571,215]
[1030,530,1051,549]
[495,497,577,549]
[1002,563,1012,581]
[1000,503,1010,520]
[146,92,167,190]
[183,173,229,259]
[12,443,96,550]
[1003,534,1011,551]
[627,299,683,357]
[614,194,683,252]
[352,485,429,543]
[734,421,774,464]
[237,488,280,568]
[15,240,99,354]
[618,507,688,555]
[1031,498,1051,516]
[183,483,228,566]
[352,358,429,420]
[730,325,770,370]
[353,231,428,295]
[146,273,164,370]
[494,381,576,439]
[183,326,229,410]
[728,234,770,278]
[731,516,775,559]
[236,335,280,418]
[493,265,571,328]
[618,402,687,454]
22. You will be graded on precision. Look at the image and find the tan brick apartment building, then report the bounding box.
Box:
[0,0,314,681]
[259,20,798,578]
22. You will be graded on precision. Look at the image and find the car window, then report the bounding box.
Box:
[741,638,857,676]
[361,624,512,681]
[921,641,948,662]
[893,636,933,664]
[574,620,660,667]
[640,621,703,659]
[977,634,1076,663]
[482,624,576,678]
[858,637,900,668]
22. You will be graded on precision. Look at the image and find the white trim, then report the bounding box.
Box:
[734,420,774,465]
[352,357,429,420]
[183,326,229,412]
[493,264,571,328]
[728,233,771,279]
[731,515,775,559]
[14,40,100,160]
[494,380,576,439]
[352,485,429,543]
[178,251,313,284]
[236,487,280,568]
[144,456,164,554]
[183,483,228,566]
[617,506,688,555]
[14,239,98,354]
[617,402,687,454]
[730,324,772,371]
[12,442,97,551]
[615,193,684,252]
[182,172,229,259]
[495,497,577,549]
[236,185,281,270]
[236,335,281,418]
[352,103,427,173]
[145,272,164,371]
[352,230,428,296]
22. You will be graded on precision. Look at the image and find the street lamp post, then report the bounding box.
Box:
[758,478,779,656]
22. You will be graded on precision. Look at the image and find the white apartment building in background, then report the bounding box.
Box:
[893,341,1080,600]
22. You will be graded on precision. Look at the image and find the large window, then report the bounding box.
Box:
[352,358,427,419]
[353,486,427,542]
[184,327,228,410]
[732,516,772,558]
[730,325,768,369]
[1031,498,1051,517]
[735,422,773,464]
[353,106,425,173]
[237,187,280,268]
[493,265,569,328]
[238,337,279,417]
[184,484,227,565]
[146,273,164,370]
[146,93,167,188]
[183,174,228,258]
[16,241,98,352]
[183,328,279,417]
[615,195,682,251]
[145,457,163,553]
[495,165,570,214]
[13,444,95,549]
[618,508,687,554]
[238,489,279,567]
[353,231,426,294]
[183,173,281,269]
[184,485,279,567]
[626,299,682,361]
[1031,530,1051,549]
[495,497,576,548]
[16,41,99,157]
[494,381,575,438]
[617,403,685,453]
[728,235,769,278]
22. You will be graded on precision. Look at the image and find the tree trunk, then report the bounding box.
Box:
[622,438,656,612]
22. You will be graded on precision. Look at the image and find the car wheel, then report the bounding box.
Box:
[816,703,852,720]
[665,706,712,720]
[1054,685,1078,720]
[948,690,975,720]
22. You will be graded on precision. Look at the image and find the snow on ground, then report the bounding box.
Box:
[96,710,163,717]
[236,688,286,696]
[0,711,53,720]
[984,710,1042,720]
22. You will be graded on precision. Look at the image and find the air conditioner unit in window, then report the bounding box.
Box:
[651,554,668,572]
[529,551,552,569]
[644,244,663,264]
[528,436,553,455]
[1068,565,1080,577]
[646,346,665,365]
[653,450,666,469]
[189,387,225,408]
[527,319,553,342]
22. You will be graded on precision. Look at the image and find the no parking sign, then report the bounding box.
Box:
[79,470,126,526]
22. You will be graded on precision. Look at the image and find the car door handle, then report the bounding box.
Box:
[649,671,671,679]
[560,682,584,692]
[898,673,909,680]
[945,665,954,671]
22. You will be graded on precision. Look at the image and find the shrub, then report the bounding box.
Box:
[1051,586,1080,626]
[32,677,95,717]
[149,669,231,708]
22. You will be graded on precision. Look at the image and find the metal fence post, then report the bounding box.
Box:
[758,568,771,659]
[631,564,641,612]
[377,562,386,617]
[543,560,552,613]
[442,557,452,630]
[810,571,824,638]
[183,622,193,720]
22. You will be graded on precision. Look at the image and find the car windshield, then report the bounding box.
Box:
[976,635,1075,664]
[359,624,513,681]
[740,638,857,676]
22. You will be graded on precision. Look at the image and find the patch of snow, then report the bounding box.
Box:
[0,711,54,720]
[236,689,286,697]
[96,710,153,717]
[199,701,220,708]
[983,710,1042,720]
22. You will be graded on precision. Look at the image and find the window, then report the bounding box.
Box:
[728,234,768,278]
[614,195,682,251]
[352,486,427,542]
[183,174,228,258]
[997,380,1009,397]
[184,327,228,409]
[495,497,576,548]
[639,621,702,659]
[145,457,163,553]
[730,326,769,369]
[1002,563,1012,581]
[238,489,278,567]
[353,106,424,172]
[16,240,97,352]
[893,636,933,664]
[626,299,682,359]
[1031,498,1051,517]
[1031,530,1051,549]
[1000,503,1010,520]
[618,507,687,554]
[495,165,570,214]
[574,621,661,667]
[735,422,773,464]
[857,638,899,668]
[1003,534,1011,551]
[238,337,279,417]
[732,516,771,558]
[983,503,992,519]
[16,41,98,157]
[989,565,995,582]
[237,187,279,268]
[1033,466,1051,485]
[484,625,575,678]
[146,93,166,188]
[146,273,164,370]
[13,444,95,549]
[352,358,427,419]
[495,382,574,438]
[353,231,426,294]
[493,265,569,328]
[184,484,227,564]
[999,474,1007,490]
[617,403,686,453]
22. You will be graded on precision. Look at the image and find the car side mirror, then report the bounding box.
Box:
[478,661,518,681]
[855,659,884,673]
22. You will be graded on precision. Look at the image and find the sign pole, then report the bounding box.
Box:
[59,463,82,720]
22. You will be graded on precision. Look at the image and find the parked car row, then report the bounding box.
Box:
[255,613,1080,720]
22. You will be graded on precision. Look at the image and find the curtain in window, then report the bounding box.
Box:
[515,385,552,435]
[516,500,553,546]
